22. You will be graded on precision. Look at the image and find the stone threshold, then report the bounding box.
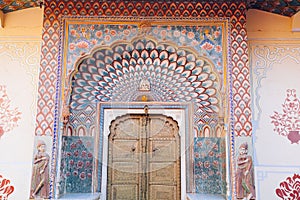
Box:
[58,192,225,199]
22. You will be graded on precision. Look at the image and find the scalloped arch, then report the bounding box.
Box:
[68,36,222,114]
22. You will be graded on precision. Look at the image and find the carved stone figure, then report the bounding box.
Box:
[236,142,256,200]
[30,140,50,199]
[139,78,150,91]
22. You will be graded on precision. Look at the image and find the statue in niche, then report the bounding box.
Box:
[30,140,49,199]
[236,142,256,200]
[139,78,150,91]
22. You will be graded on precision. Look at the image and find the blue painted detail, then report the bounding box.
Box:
[60,136,94,193]
[194,137,227,195]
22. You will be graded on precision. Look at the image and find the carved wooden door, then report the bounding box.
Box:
[107,113,181,200]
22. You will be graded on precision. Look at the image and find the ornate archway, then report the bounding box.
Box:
[59,33,227,197]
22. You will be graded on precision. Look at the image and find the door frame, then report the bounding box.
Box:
[95,102,193,200]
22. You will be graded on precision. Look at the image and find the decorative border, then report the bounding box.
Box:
[249,44,300,125]
[52,16,232,197]
[0,41,41,115]
[55,16,234,198]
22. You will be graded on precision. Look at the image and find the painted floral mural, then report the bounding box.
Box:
[276,174,300,200]
[60,136,94,193]
[65,22,224,78]
[271,89,300,144]
[0,85,21,138]
[194,137,226,194]
[0,175,14,199]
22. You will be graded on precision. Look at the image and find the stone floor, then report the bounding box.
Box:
[187,193,226,200]
[59,193,101,200]
[59,193,226,200]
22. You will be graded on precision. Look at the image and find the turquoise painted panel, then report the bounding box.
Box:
[60,136,94,193]
[194,137,226,195]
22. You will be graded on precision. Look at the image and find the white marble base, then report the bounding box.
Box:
[59,193,101,200]
[187,193,226,200]
[59,192,225,200]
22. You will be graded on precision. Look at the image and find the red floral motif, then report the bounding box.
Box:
[77,160,84,169]
[196,141,203,147]
[77,139,83,145]
[69,43,76,51]
[271,89,300,144]
[73,150,79,157]
[87,152,93,158]
[85,161,91,168]
[81,150,86,158]
[70,29,77,36]
[110,30,117,36]
[91,39,97,45]
[276,174,300,199]
[69,159,74,166]
[173,30,180,37]
[208,151,215,157]
[214,30,220,38]
[204,161,210,168]
[0,85,21,138]
[72,171,78,176]
[104,35,111,42]
[79,172,86,180]
[95,30,102,38]
[123,29,130,36]
[215,45,222,53]
[0,127,4,138]
[0,175,14,199]
[187,32,195,39]
[87,173,92,179]
[160,30,167,37]
[200,41,214,50]
[76,41,89,49]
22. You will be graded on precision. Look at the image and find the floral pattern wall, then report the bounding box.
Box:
[60,136,94,193]
[194,137,226,194]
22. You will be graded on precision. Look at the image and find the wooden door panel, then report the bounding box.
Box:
[149,162,176,184]
[149,118,177,138]
[114,118,140,139]
[111,140,139,162]
[108,114,180,200]
[149,140,177,162]
[149,118,166,138]
[111,185,139,200]
[149,185,176,200]
[111,162,139,184]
